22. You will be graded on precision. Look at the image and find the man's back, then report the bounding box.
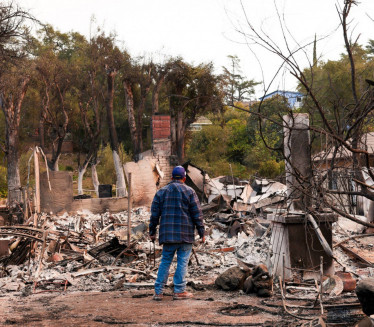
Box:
[149,180,204,244]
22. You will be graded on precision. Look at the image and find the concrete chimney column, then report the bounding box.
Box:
[283,113,313,211]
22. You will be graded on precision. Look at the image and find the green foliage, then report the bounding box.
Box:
[259,160,284,179]
[97,144,115,185]
[226,119,251,163]
[186,124,228,168]
[96,144,131,185]
[299,44,374,130]
[62,165,74,172]
[186,105,285,179]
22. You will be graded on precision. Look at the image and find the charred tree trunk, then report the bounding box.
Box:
[6,131,22,207]
[136,91,149,157]
[152,74,165,116]
[169,95,178,156]
[77,165,87,195]
[106,70,126,197]
[48,131,65,171]
[176,111,188,163]
[77,99,101,196]
[39,111,46,150]
[91,159,100,197]
[39,81,49,151]
[135,68,152,160]
[0,77,30,208]
[47,83,69,171]
[77,149,93,195]
[123,80,139,158]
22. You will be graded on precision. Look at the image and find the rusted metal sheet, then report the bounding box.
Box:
[335,271,356,292]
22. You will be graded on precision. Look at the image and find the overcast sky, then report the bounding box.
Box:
[19,0,374,99]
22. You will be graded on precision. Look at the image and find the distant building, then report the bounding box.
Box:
[260,90,304,109]
[189,116,213,131]
[313,132,374,217]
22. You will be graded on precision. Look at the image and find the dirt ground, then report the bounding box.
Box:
[0,287,288,327]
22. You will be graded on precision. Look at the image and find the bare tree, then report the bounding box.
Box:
[0,2,36,210]
[0,2,36,63]
[123,60,153,160]
[76,38,105,196]
[151,59,175,115]
[105,66,127,197]
[234,0,374,228]
[0,64,30,208]
[88,32,128,197]
[36,53,71,171]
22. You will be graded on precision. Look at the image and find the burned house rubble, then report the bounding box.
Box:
[0,166,374,326]
[0,116,373,326]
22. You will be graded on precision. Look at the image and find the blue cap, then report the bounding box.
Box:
[172,166,186,179]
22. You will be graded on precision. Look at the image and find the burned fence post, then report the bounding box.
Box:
[268,113,337,280]
[34,147,40,215]
[127,173,132,247]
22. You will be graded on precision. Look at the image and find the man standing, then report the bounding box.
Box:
[149,165,205,301]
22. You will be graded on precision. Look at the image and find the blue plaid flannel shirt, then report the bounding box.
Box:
[149,180,205,245]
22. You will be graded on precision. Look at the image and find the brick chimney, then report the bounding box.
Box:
[152,115,171,156]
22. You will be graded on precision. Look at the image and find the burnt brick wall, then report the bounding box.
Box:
[152,115,170,139]
[151,115,173,187]
[152,115,171,157]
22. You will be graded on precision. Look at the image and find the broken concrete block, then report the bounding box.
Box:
[215,266,249,291]
[356,278,374,316]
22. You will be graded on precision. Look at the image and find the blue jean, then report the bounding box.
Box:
[154,243,192,295]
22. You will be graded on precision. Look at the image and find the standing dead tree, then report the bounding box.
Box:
[234,0,374,228]
[36,56,71,171]
[123,60,153,161]
[89,32,128,197]
[77,96,102,195]
[0,2,36,62]
[0,66,30,209]
[151,58,176,116]
[106,66,127,197]
[0,2,36,210]
[76,39,106,196]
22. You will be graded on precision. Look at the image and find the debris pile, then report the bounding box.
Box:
[0,206,273,297]
[0,184,373,325]
[183,162,287,211]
